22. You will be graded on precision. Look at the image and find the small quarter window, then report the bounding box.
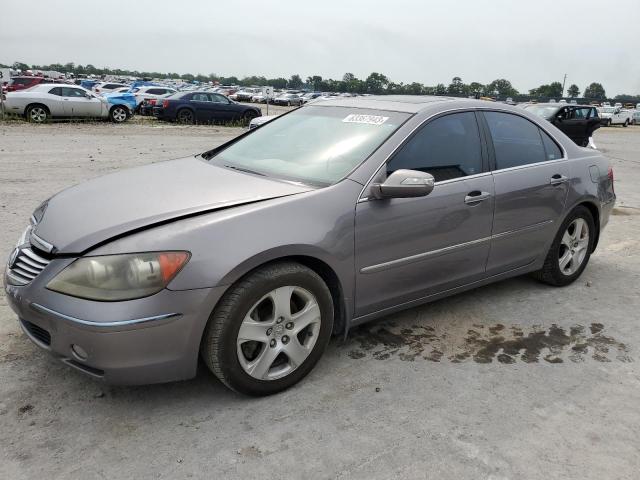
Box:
[539,129,563,160]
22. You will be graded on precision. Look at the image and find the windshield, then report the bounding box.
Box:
[524,105,559,118]
[209,106,410,186]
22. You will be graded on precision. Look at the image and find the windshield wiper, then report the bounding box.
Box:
[223,164,266,176]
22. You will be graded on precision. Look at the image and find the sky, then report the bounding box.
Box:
[2,0,639,96]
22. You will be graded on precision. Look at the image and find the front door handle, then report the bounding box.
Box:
[550,174,569,185]
[464,191,492,205]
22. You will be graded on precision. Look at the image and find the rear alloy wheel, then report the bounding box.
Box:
[109,106,128,123]
[26,105,49,123]
[242,110,259,123]
[532,206,595,286]
[201,262,334,396]
[177,109,194,124]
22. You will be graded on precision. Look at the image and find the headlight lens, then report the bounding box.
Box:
[47,251,190,301]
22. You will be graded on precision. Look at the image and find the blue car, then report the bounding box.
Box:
[153,91,261,124]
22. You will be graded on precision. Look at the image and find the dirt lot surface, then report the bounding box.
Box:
[1,119,639,479]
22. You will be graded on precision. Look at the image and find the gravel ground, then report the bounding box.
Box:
[1,120,639,480]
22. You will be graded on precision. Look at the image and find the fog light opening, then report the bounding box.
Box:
[70,344,88,361]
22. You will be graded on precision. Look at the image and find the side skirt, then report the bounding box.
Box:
[346,260,537,332]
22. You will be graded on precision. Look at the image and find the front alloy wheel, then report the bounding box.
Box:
[110,106,128,123]
[201,261,334,396]
[237,286,321,380]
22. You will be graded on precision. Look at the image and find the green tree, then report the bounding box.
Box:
[447,76,464,95]
[529,82,563,98]
[584,82,606,100]
[567,84,580,98]
[365,72,389,94]
[485,78,518,97]
[288,74,303,89]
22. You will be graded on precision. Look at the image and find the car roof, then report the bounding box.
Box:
[311,95,460,113]
[528,103,593,108]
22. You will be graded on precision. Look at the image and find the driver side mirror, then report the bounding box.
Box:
[85,92,92,98]
[370,169,435,199]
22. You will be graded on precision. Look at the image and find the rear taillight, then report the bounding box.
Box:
[162,99,170,108]
[608,166,614,193]
[149,99,157,105]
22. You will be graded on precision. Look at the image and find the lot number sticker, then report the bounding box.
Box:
[342,114,389,125]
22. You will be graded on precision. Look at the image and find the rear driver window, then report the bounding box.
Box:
[484,112,546,169]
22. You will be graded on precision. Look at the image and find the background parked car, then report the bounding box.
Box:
[3,84,134,123]
[523,103,600,147]
[6,76,49,92]
[301,92,323,103]
[598,106,633,127]
[130,86,178,111]
[93,82,128,95]
[153,91,261,124]
[273,93,303,106]
[235,88,262,102]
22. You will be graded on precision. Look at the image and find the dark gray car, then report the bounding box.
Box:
[5,96,616,396]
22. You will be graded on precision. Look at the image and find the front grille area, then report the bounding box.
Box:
[7,247,50,286]
[21,319,51,346]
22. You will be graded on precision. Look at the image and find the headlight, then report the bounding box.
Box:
[47,252,190,301]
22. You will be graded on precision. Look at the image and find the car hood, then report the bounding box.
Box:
[33,157,313,254]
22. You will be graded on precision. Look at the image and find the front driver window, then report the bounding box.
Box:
[386,112,483,182]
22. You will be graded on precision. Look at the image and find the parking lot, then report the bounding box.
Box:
[1,121,639,479]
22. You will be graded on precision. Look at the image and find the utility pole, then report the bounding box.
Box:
[561,73,567,98]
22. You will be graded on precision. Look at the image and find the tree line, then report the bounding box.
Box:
[3,60,632,101]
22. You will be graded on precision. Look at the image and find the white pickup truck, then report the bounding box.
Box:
[598,106,633,126]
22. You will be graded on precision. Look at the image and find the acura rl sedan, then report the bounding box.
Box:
[5,96,615,396]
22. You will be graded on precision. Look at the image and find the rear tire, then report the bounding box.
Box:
[242,110,259,123]
[177,108,194,124]
[201,262,334,396]
[532,206,595,286]
[109,105,129,123]
[26,104,50,123]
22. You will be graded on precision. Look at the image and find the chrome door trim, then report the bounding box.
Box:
[360,219,554,274]
[360,236,491,274]
[30,303,182,328]
[357,106,569,201]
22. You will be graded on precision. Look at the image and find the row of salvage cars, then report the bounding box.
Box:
[1,83,262,125]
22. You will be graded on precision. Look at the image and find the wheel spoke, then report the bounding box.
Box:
[561,230,573,248]
[292,301,320,334]
[574,218,585,239]
[246,345,280,379]
[270,286,293,320]
[559,250,573,270]
[237,319,270,343]
[283,338,310,367]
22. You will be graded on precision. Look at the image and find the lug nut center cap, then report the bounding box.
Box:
[273,324,285,337]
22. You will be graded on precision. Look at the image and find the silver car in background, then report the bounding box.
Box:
[5,96,615,396]
[3,84,133,123]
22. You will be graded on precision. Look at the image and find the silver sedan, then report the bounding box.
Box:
[5,96,615,395]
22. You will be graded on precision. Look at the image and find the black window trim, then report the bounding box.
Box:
[476,109,567,174]
[383,109,490,186]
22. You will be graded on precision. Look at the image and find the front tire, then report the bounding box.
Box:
[109,105,129,123]
[242,110,259,123]
[623,119,629,127]
[201,262,334,396]
[532,206,595,286]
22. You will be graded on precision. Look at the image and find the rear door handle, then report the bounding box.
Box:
[550,174,569,185]
[464,191,492,205]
